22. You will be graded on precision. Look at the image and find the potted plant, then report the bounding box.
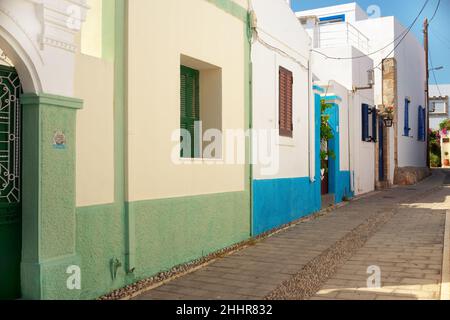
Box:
[445,152,450,166]
[379,105,395,127]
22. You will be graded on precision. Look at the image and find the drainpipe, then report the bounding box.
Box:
[308,56,315,182]
[347,90,354,194]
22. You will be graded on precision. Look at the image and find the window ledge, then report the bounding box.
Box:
[278,136,295,147]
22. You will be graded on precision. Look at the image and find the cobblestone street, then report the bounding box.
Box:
[134,170,449,300]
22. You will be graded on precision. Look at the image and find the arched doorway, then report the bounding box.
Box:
[0,50,22,299]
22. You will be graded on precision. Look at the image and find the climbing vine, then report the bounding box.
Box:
[321,100,336,171]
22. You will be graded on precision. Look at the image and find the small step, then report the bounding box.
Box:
[321,193,335,209]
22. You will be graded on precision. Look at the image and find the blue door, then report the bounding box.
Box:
[378,116,384,181]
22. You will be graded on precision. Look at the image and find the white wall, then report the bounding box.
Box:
[296,2,368,23]
[429,84,450,130]
[393,19,427,168]
[251,0,313,180]
[0,0,88,95]
[312,45,375,195]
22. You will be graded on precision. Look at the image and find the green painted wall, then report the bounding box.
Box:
[20,93,82,300]
[75,191,250,299]
[132,192,250,279]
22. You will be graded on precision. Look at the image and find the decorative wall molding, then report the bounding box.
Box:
[38,0,89,52]
[0,4,44,62]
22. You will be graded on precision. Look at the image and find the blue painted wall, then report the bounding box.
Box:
[251,90,323,236]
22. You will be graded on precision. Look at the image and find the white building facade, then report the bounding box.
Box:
[250,0,321,235]
[297,2,429,187]
[429,84,450,130]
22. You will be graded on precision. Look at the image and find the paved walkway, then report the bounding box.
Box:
[134,170,449,300]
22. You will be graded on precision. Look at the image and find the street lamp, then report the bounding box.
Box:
[383,117,394,128]
[379,105,394,128]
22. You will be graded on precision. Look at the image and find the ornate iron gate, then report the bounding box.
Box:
[0,65,22,300]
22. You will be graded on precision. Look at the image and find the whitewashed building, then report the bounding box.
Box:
[250,0,321,235]
[297,2,429,187]
[429,84,450,130]
[297,7,376,196]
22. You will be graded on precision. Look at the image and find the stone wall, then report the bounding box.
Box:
[394,167,431,185]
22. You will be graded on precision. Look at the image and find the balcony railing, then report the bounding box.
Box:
[315,22,371,54]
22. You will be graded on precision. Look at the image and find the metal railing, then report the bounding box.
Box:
[315,22,371,54]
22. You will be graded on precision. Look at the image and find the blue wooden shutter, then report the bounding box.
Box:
[362,104,369,141]
[404,98,410,136]
[372,106,377,142]
[418,106,423,141]
[418,106,426,141]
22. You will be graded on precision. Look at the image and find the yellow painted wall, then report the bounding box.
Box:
[74,53,115,207]
[81,0,103,58]
[127,0,247,201]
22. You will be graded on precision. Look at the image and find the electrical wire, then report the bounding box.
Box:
[429,48,443,97]
[429,0,441,23]
[430,27,450,50]
[311,0,430,63]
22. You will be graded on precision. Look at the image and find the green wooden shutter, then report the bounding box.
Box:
[180,65,200,158]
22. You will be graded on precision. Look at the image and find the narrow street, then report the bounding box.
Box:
[134,170,450,300]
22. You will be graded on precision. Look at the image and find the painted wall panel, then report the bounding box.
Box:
[75,54,115,207]
[127,0,247,201]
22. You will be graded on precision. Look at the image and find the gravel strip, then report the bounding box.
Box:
[265,208,396,300]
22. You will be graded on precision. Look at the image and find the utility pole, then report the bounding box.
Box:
[424,18,430,168]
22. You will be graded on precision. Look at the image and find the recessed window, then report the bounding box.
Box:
[279,66,293,138]
[180,65,200,158]
[430,99,448,114]
[180,55,222,159]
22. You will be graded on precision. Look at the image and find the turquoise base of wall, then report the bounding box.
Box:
[334,171,354,203]
[252,177,321,236]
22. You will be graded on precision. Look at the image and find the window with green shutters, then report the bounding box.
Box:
[180,65,200,158]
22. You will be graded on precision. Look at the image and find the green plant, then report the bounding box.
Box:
[429,129,441,167]
[439,119,450,132]
[430,153,441,168]
[320,100,336,171]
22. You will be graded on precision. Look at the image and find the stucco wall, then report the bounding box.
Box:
[251,0,311,180]
[312,46,375,195]
[356,16,426,169]
[393,18,427,168]
[75,54,115,206]
[127,0,247,201]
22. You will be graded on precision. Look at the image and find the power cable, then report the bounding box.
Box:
[311,0,430,63]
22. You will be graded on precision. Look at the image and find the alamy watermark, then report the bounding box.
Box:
[170,122,281,176]
[367,265,382,288]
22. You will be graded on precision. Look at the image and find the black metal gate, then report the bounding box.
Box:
[0,64,22,300]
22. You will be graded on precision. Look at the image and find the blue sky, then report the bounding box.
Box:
[291,0,450,84]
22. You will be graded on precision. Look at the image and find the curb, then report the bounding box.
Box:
[441,210,450,300]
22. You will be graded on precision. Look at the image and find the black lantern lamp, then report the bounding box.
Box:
[383,117,394,128]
